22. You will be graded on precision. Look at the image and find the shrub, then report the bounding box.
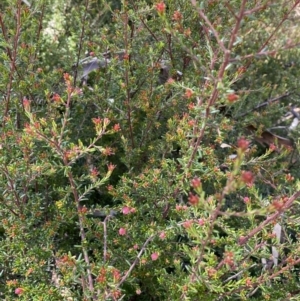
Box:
[1,0,300,300]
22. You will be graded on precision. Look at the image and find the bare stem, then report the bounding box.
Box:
[73,0,90,86]
[123,10,135,149]
[238,190,300,246]
[2,0,22,123]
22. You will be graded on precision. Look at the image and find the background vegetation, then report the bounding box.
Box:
[1,0,300,300]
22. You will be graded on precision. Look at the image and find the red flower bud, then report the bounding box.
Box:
[155,2,166,14]
[15,288,24,295]
[188,192,199,205]
[237,137,250,151]
[227,93,239,102]
[241,171,254,184]
[191,177,201,188]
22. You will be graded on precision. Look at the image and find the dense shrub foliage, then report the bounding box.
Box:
[1,0,300,300]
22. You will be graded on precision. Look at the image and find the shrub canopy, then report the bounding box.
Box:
[1,0,300,300]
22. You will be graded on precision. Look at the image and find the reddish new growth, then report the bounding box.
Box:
[227,93,239,102]
[243,197,250,204]
[15,288,24,295]
[90,167,99,178]
[78,206,88,214]
[24,123,34,135]
[188,102,195,110]
[63,72,70,81]
[237,137,250,151]
[103,117,110,126]
[159,231,166,239]
[113,123,121,132]
[241,171,254,185]
[285,173,294,182]
[155,2,166,14]
[188,119,195,126]
[198,219,205,226]
[245,277,253,287]
[185,88,194,99]
[151,252,159,261]
[173,11,182,21]
[119,228,126,236]
[107,163,116,172]
[122,206,131,215]
[176,204,188,211]
[122,206,136,215]
[191,177,201,188]
[183,220,193,228]
[92,117,102,125]
[184,28,191,37]
[207,268,217,278]
[123,53,130,60]
[269,143,276,152]
[272,199,284,211]
[188,192,199,205]
[237,66,246,75]
[96,267,106,284]
[112,290,121,299]
[23,98,30,110]
[223,251,235,269]
[112,268,121,282]
[52,93,61,102]
[102,147,114,156]
[166,78,175,85]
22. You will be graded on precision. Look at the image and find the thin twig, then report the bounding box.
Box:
[217,256,300,300]
[236,92,292,118]
[1,166,22,212]
[187,0,247,174]
[238,190,300,246]
[33,2,46,61]
[257,1,300,54]
[106,234,155,299]
[73,0,90,86]
[191,0,227,54]
[229,42,300,63]
[244,0,300,70]
[2,0,22,123]
[123,9,135,149]
[0,195,19,216]
[223,264,257,283]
